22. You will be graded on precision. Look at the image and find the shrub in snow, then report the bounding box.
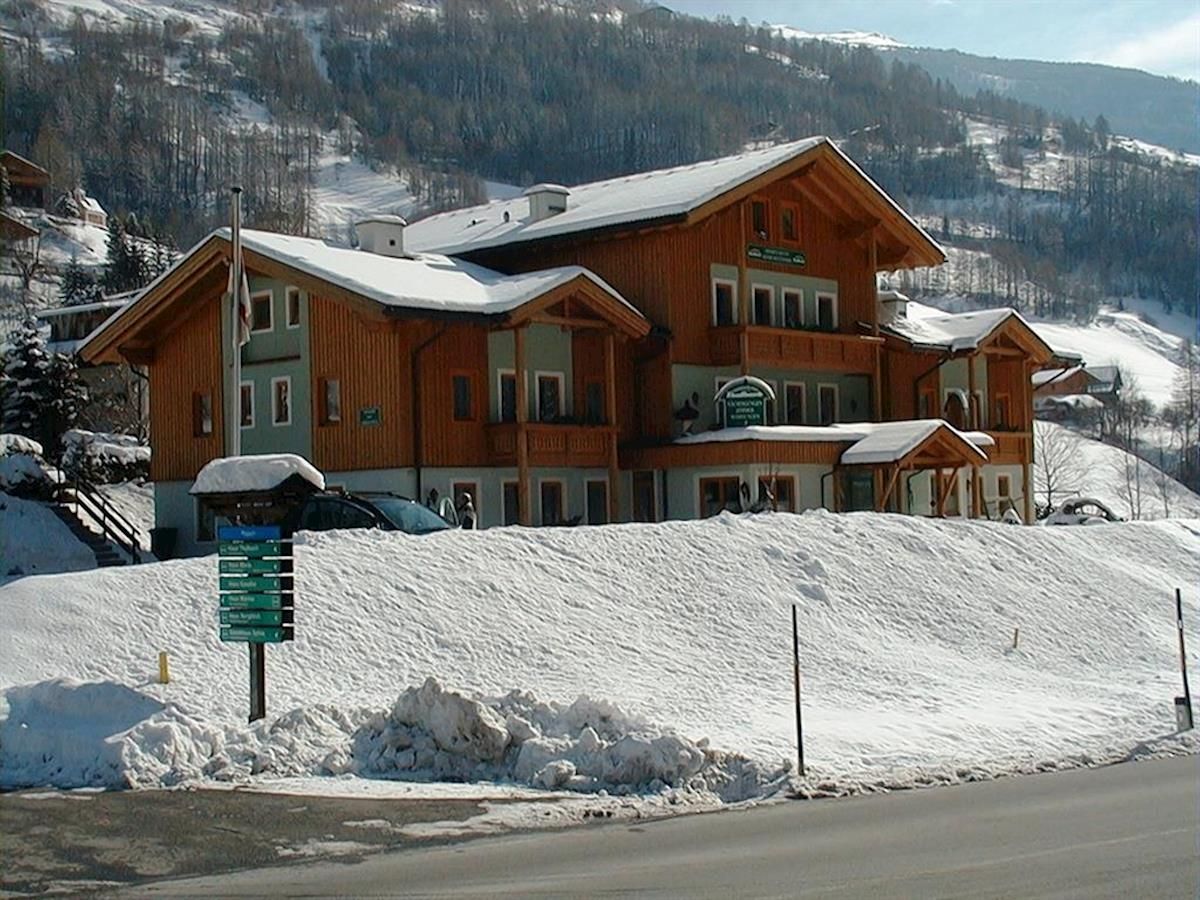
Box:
[0,454,53,499]
[61,429,150,485]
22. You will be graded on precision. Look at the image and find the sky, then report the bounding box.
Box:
[665,0,1200,82]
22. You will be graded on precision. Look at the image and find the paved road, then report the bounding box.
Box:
[125,755,1199,899]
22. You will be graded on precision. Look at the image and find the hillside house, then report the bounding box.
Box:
[83,139,1071,554]
[0,151,50,209]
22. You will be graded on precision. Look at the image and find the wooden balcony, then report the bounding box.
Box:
[710,325,878,372]
[486,422,616,468]
[985,430,1032,465]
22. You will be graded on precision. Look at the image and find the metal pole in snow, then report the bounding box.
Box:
[792,604,805,778]
[1177,588,1193,730]
[230,186,243,458]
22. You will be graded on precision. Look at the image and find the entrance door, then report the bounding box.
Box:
[632,471,656,522]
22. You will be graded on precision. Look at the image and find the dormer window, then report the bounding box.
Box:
[751,199,769,240]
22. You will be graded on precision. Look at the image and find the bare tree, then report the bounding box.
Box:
[1033,420,1086,512]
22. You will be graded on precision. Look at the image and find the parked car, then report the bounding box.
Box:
[283,491,453,536]
[1041,497,1125,526]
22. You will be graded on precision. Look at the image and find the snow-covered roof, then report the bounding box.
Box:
[1032,365,1084,387]
[406,138,840,256]
[79,194,105,214]
[884,307,1016,352]
[1036,393,1105,410]
[191,453,325,495]
[227,228,641,318]
[37,297,132,319]
[676,420,993,465]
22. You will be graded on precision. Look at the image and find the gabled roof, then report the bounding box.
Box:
[883,306,1065,364]
[675,419,993,466]
[0,150,50,179]
[1032,365,1085,387]
[81,228,649,364]
[0,209,39,240]
[405,138,944,268]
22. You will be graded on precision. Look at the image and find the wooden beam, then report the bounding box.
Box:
[878,463,902,513]
[967,350,978,429]
[526,313,611,330]
[605,332,620,524]
[515,326,531,527]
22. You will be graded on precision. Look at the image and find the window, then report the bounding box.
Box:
[271,376,291,426]
[502,481,520,526]
[712,279,737,326]
[918,387,936,419]
[192,392,213,437]
[585,380,605,424]
[818,383,838,426]
[943,391,967,430]
[751,198,769,240]
[758,475,796,512]
[586,479,609,525]
[452,373,474,421]
[286,287,301,328]
[782,289,803,329]
[452,481,479,527]
[536,372,564,422]
[751,284,774,326]
[540,480,565,526]
[239,381,254,428]
[700,476,742,517]
[196,500,215,543]
[250,291,273,333]
[321,378,342,424]
[997,474,1012,498]
[994,394,1012,430]
[499,371,518,423]
[845,472,874,512]
[972,390,985,429]
[633,471,656,522]
[784,382,806,425]
[764,380,778,424]
[816,293,837,331]
[781,202,799,243]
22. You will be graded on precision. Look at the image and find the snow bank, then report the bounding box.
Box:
[0,493,94,579]
[0,513,1197,796]
[0,454,50,492]
[0,434,43,457]
[0,676,777,798]
[191,453,325,495]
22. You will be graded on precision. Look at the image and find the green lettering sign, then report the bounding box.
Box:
[220,609,286,627]
[219,540,286,558]
[220,558,283,575]
[219,626,294,644]
[220,592,288,610]
[747,244,806,267]
[359,406,382,426]
[220,574,291,592]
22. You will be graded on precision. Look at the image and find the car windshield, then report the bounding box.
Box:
[368,496,453,534]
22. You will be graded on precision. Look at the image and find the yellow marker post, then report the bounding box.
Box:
[158,651,170,684]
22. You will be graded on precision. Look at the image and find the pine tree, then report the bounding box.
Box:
[60,257,100,305]
[45,352,87,460]
[1,317,54,443]
[101,216,149,294]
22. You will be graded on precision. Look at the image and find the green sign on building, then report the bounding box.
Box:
[748,244,807,267]
[359,405,382,426]
[723,384,769,428]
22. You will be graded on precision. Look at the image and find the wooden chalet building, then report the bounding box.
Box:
[83,138,1069,555]
[0,151,51,209]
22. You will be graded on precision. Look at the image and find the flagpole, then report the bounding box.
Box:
[230,186,243,457]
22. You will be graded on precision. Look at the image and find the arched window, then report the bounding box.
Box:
[943,391,968,429]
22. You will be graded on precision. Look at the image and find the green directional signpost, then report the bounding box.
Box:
[218,524,295,721]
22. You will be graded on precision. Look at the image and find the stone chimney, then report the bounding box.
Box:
[356,215,408,257]
[523,184,570,223]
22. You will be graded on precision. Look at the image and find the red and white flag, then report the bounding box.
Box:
[227,242,252,347]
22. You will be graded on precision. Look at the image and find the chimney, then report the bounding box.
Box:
[523,183,570,223]
[877,288,909,325]
[356,215,408,257]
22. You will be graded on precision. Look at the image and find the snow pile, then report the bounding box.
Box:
[97,481,156,550]
[62,429,150,482]
[0,453,51,493]
[0,676,778,798]
[1,513,1197,796]
[0,493,94,579]
[0,434,44,457]
[190,453,325,495]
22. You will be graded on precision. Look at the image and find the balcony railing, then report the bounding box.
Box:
[709,324,876,372]
[486,422,615,468]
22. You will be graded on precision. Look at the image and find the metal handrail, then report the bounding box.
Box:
[57,474,142,564]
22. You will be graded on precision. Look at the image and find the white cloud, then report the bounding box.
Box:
[1096,12,1200,81]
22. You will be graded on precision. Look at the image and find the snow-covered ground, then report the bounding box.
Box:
[1,513,1196,805]
[0,493,95,581]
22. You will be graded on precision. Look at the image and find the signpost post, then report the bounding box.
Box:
[218,524,294,721]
